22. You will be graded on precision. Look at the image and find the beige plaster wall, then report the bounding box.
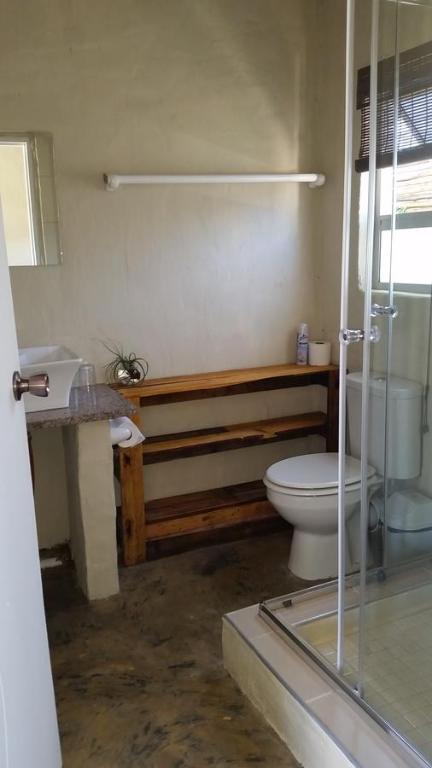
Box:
[1,0,327,545]
[309,0,346,358]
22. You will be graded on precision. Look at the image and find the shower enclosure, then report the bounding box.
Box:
[260,1,432,764]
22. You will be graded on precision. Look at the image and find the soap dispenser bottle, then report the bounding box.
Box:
[296,323,309,365]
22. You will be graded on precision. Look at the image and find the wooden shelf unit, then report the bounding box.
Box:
[114,363,339,565]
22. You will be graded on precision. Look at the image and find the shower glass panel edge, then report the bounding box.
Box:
[336,0,355,678]
[357,0,380,702]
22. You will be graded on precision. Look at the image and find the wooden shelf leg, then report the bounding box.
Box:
[326,369,339,453]
[119,396,146,565]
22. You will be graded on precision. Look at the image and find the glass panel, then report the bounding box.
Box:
[260,3,432,765]
[360,0,432,762]
[345,0,391,703]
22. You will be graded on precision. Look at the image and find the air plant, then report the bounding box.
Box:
[103,342,149,386]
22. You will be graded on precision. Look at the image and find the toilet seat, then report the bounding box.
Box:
[264,478,362,498]
[264,453,375,498]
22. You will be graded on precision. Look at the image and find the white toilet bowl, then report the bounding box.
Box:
[264,453,375,580]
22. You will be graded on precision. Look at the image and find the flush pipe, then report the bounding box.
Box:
[423,289,432,440]
[336,0,355,674]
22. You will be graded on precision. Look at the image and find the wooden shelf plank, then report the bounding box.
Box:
[146,517,287,560]
[142,411,326,464]
[147,480,266,520]
[114,363,338,406]
[145,480,277,541]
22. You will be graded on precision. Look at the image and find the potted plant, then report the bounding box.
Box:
[104,343,149,386]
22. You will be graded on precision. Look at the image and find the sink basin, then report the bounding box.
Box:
[19,346,83,412]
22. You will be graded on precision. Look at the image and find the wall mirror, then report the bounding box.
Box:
[0,132,62,266]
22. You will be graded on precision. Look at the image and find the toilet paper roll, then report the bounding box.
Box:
[109,417,145,448]
[309,341,331,366]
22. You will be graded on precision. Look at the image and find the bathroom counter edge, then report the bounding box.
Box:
[25,384,135,429]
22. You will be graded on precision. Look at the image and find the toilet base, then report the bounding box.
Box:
[289,528,351,581]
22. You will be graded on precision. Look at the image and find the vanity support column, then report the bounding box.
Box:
[118,396,146,565]
[63,420,120,600]
[326,369,339,453]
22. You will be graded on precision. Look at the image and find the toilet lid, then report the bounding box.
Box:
[265,453,375,490]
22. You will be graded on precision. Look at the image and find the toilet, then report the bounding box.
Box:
[264,372,423,581]
[264,453,374,580]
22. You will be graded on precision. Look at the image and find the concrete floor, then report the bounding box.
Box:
[43,532,308,767]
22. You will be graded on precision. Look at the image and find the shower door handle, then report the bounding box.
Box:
[371,303,398,318]
[340,326,381,345]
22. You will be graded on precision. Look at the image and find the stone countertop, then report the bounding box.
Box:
[26,384,135,430]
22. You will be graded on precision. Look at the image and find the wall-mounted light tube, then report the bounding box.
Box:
[103,172,326,191]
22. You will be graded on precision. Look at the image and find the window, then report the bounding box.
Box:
[357,42,432,293]
[360,159,432,292]
[356,41,432,173]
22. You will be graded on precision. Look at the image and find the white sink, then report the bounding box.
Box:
[19,346,83,412]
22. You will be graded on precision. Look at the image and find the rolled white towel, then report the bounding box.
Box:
[110,417,145,448]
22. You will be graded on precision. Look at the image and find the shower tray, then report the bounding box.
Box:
[259,558,432,767]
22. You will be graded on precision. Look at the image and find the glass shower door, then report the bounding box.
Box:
[357,0,432,760]
[332,0,396,700]
[260,2,432,763]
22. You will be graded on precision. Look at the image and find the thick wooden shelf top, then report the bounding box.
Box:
[142,411,326,463]
[115,363,338,406]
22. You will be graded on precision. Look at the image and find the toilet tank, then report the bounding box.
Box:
[346,371,423,479]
